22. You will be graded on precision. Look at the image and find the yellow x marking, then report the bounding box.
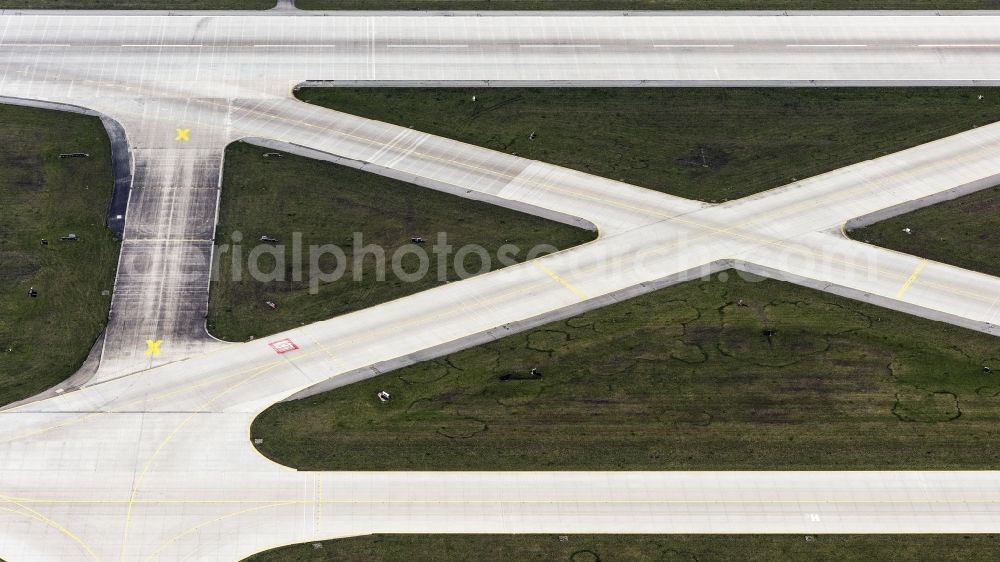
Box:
[174,128,190,141]
[144,339,163,356]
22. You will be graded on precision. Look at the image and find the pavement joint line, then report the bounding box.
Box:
[254,96,998,249]
[896,259,929,299]
[0,357,283,445]
[842,237,1000,298]
[0,89,991,317]
[4,18,1000,554]
[569,225,992,308]
[318,254,592,378]
[57,489,1000,562]
[117,357,289,561]
[297,272,559,365]
[257,259,600,407]
[285,245,593,355]
[0,105,985,439]
[551,157,994,303]
[594,144,1000,295]
[3,306,411,439]
[3,42,1000,50]
[10,497,1000,506]
[0,505,99,562]
[30,70,994,246]
[141,501,303,562]
[0,253,567,444]
[5,41,1000,552]
[303,330,341,371]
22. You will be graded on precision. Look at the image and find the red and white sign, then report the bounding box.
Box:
[269,338,299,354]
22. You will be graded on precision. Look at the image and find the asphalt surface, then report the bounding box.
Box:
[101,116,131,241]
[0,10,998,562]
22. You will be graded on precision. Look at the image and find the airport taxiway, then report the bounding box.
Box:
[0,10,999,561]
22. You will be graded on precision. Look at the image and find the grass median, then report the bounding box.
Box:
[296,87,1000,202]
[252,268,999,471]
[848,185,999,277]
[207,142,596,342]
[0,104,119,407]
[245,534,1000,562]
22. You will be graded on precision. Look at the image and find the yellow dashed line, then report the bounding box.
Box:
[315,477,323,535]
[533,261,587,300]
[896,259,928,299]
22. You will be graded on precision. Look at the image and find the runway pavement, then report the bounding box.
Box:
[0,10,999,562]
[3,13,1000,93]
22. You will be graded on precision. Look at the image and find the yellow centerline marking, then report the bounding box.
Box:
[315,477,323,535]
[110,253,606,555]
[27,50,1000,264]
[128,492,1000,562]
[0,505,101,562]
[533,261,587,300]
[0,74,990,448]
[0,46,995,561]
[117,360,287,561]
[896,259,929,299]
[0,257,565,443]
[142,501,302,562]
[2,145,993,444]
[35,68,1000,271]
[224,98,999,309]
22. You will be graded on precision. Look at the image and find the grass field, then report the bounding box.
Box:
[296,87,1000,203]
[849,186,999,277]
[245,534,1000,562]
[298,0,1000,10]
[3,0,274,8]
[208,142,595,342]
[0,104,119,407]
[253,269,1000,471]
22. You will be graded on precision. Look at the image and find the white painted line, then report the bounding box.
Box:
[519,44,602,48]
[786,44,869,48]
[386,44,468,48]
[918,44,1000,48]
[653,44,734,48]
[252,44,337,48]
[121,44,203,48]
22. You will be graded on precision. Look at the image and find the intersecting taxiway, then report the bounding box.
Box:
[0,9,999,562]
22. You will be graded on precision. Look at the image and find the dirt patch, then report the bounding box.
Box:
[677,144,731,171]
